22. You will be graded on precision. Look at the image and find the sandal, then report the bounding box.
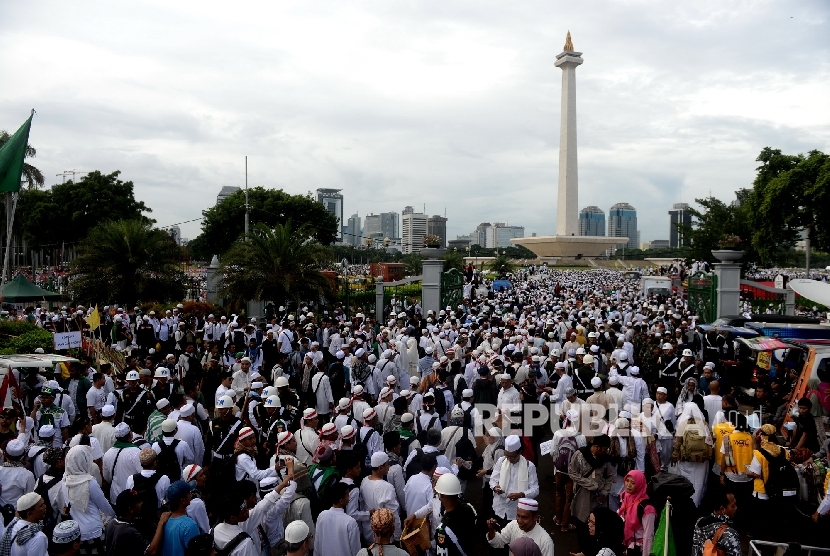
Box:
[561,524,576,532]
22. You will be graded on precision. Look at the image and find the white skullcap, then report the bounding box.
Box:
[17,492,41,512]
[608,375,619,385]
[114,422,131,438]
[630,366,640,375]
[355,348,365,357]
[178,403,195,417]
[284,521,310,544]
[101,404,116,417]
[517,498,539,512]
[505,434,521,452]
[591,377,602,389]
[462,389,473,398]
[370,452,389,468]
[162,419,178,433]
[4,439,24,457]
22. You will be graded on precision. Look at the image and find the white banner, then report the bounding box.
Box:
[53,331,82,350]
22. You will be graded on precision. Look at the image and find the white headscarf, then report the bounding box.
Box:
[395,340,409,375]
[63,445,95,513]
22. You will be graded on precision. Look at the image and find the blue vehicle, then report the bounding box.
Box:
[744,321,830,341]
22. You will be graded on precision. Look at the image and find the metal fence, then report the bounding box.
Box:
[687,271,718,323]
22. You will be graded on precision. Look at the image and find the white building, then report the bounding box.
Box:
[489,224,525,249]
[402,212,428,254]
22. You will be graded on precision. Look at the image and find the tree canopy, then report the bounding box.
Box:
[745,148,830,265]
[11,170,151,250]
[69,219,185,306]
[681,147,829,266]
[189,187,338,260]
[219,221,333,307]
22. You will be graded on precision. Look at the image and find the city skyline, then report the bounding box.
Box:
[5,3,826,246]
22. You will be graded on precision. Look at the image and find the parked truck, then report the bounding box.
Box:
[640,276,673,298]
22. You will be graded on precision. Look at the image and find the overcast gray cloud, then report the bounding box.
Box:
[1,0,828,245]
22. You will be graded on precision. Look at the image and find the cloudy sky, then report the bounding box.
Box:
[1,1,828,245]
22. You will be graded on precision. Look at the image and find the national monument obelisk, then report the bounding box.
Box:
[512,32,627,258]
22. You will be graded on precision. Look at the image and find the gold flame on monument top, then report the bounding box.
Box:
[564,31,574,51]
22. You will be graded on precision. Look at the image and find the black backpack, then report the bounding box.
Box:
[760,448,800,500]
[432,386,448,421]
[215,531,251,556]
[417,414,439,446]
[34,474,62,536]
[156,439,183,482]
[454,425,477,480]
[405,448,424,481]
[355,428,376,469]
[132,472,162,538]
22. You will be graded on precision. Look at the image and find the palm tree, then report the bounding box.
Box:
[69,219,185,305]
[489,253,517,275]
[219,221,333,307]
[0,130,44,189]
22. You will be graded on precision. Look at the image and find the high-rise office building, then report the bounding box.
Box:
[578,206,605,236]
[316,188,344,242]
[366,212,400,241]
[216,186,241,205]
[608,203,638,250]
[427,215,448,248]
[364,213,381,237]
[471,223,491,247]
[402,211,428,254]
[168,226,181,245]
[402,206,414,215]
[669,203,692,248]
[489,224,525,248]
[346,213,362,246]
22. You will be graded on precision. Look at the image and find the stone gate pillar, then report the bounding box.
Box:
[422,260,443,316]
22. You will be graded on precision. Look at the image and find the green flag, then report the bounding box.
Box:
[650,500,676,556]
[0,112,34,193]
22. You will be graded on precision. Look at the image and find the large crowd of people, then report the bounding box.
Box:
[0,267,827,556]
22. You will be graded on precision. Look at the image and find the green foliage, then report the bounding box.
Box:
[0,129,43,190]
[12,171,152,250]
[489,254,516,274]
[677,195,756,263]
[219,221,333,307]
[400,255,425,276]
[190,187,339,260]
[328,245,401,265]
[0,321,54,354]
[69,219,186,306]
[468,245,535,259]
[746,148,830,265]
[441,251,464,272]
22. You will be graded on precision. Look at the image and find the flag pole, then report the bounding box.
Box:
[664,497,671,556]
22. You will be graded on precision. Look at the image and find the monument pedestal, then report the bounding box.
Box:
[422,259,443,315]
[511,235,627,258]
[714,263,741,318]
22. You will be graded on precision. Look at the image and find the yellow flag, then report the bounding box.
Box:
[86,305,100,330]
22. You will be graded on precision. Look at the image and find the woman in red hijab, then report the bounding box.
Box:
[617,470,656,556]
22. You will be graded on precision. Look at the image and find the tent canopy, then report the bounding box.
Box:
[0,274,62,303]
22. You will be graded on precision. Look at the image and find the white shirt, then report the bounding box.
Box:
[91,421,116,453]
[59,479,115,541]
[295,426,320,466]
[259,481,296,546]
[103,445,142,504]
[404,472,434,516]
[175,419,204,465]
[213,522,259,556]
[6,520,47,556]
[489,456,540,519]
[86,385,107,413]
[360,478,401,541]
[0,467,35,507]
[313,507,361,556]
[124,470,171,508]
[231,370,253,392]
[311,373,334,415]
[235,452,276,482]
[187,497,210,533]
[703,395,723,428]
[487,521,555,556]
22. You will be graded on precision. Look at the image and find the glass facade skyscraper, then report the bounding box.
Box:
[608,203,638,249]
[578,206,605,236]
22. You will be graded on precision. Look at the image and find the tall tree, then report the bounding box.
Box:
[14,170,152,250]
[0,128,43,190]
[680,194,757,263]
[191,187,338,260]
[69,220,185,306]
[219,222,333,307]
[747,148,830,265]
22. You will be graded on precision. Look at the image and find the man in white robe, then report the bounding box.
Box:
[359,452,401,542]
[486,498,555,556]
[489,435,540,522]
